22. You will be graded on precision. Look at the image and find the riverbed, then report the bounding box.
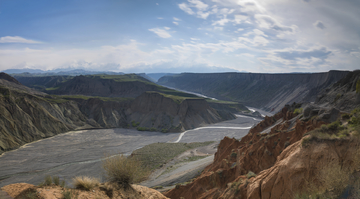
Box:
[0,112,269,188]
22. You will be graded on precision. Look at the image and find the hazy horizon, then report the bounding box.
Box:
[1,0,359,73]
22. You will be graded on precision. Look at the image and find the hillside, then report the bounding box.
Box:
[158,71,349,113]
[164,71,360,199]
[315,70,360,112]
[0,73,241,154]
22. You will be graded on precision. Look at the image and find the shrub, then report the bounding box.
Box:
[62,189,78,199]
[294,108,303,114]
[131,121,139,127]
[161,128,168,133]
[136,127,149,131]
[44,175,52,186]
[246,171,256,179]
[52,176,60,186]
[72,176,100,191]
[102,154,149,188]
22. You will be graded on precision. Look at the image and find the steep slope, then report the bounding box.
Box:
[14,75,71,91]
[164,103,343,199]
[128,92,234,132]
[158,71,349,113]
[0,73,240,154]
[316,70,360,112]
[0,83,91,154]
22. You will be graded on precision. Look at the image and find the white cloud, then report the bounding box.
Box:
[212,16,230,26]
[254,14,297,37]
[214,26,223,31]
[157,17,163,19]
[173,17,181,21]
[178,0,212,19]
[234,15,248,24]
[188,0,208,10]
[179,3,195,15]
[164,27,171,30]
[197,11,210,19]
[148,28,172,38]
[0,36,41,44]
[173,21,179,25]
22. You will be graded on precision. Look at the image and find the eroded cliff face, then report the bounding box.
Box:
[158,71,349,113]
[0,86,90,154]
[0,75,237,154]
[128,92,234,132]
[164,105,335,199]
[316,70,360,112]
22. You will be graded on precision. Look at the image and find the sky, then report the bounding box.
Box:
[0,0,359,73]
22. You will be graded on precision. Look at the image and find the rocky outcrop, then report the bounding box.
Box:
[244,139,359,199]
[164,104,331,199]
[128,92,234,131]
[158,71,349,113]
[316,70,360,112]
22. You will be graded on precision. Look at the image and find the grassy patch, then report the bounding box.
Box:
[147,91,201,104]
[132,141,214,171]
[102,154,149,188]
[60,95,133,103]
[72,176,100,191]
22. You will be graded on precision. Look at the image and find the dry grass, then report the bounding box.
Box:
[102,154,149,188]
[72,176,100,191]
[295,148,360,199]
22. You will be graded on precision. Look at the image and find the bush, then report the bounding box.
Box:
[52,176,60,186]
[294,108,303,114]
[72,176,100,191]
[102,154,149,188]
[131,121,140,127]
[44,175,52,186]
[246,171,256,179]
[62,189,78,199]
[136,127,149,131]
[161,128,168,133]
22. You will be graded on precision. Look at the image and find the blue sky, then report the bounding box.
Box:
[0,0,359,73]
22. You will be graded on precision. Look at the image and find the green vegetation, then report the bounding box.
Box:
[356,79,360,93]
[102,154,149,188]
[147,91,201,104]
[302,120,349,146]
[72,176,100,191]
[44,175,53,186]
[38,175,66,187]
[62,189,78,199]
[246,171,257,179]
[131,141,214,171]
[294,156,360,199]
[60,95,133,103]
[52,176,60,186]
[294,108,303,114]
[131,121,140,127]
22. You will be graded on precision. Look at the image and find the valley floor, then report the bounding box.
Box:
[0,111,270,189]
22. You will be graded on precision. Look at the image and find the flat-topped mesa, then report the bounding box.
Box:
[158,70,349,113]
[128,92,234,132]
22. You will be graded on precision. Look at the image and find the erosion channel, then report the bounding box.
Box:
[0,108,270,190]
